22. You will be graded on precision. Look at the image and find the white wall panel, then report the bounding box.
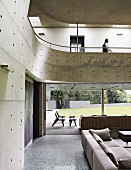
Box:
[35,27,131,52]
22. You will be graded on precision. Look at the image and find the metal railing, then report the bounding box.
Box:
[35,32,131,53]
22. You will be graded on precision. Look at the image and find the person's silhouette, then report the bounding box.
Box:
[102,39,112,52]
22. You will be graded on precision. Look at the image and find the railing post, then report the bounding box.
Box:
[77,23,78,52]
[34,32,131,52]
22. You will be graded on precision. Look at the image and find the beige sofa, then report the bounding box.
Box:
[81,130,131,170]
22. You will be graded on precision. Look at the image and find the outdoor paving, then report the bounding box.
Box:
[46,110,80,135]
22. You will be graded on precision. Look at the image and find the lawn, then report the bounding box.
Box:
[56,106,131,118]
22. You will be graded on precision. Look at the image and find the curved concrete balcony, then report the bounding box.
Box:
[28,37,131,84]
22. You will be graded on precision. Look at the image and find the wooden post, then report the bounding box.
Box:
[101,89,104,115]
[43,83,46,135]
[33,82,46,138]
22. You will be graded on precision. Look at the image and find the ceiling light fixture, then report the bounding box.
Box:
[112,25,129,28]
[69,24,86,27]
[28,17,42,27]
[38,32,45,36]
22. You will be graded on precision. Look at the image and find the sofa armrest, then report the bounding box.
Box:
[93,149,118,170]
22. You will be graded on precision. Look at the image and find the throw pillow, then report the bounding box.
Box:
[108,152,119,167]
[99,142,118,167]
[92,133,103,143]
[99,141,110,153]
[118,158,131,169]
[89,128,112,141]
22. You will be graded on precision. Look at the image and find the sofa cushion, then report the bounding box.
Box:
[92,133,103,143]
[89,128,112,141]
[118,158,131,169]
[111,147,131,161]
[104,140,121,147]
[99,141,110,153]
[99,142,118,167]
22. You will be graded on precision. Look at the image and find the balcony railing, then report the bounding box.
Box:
[35,33,131,53]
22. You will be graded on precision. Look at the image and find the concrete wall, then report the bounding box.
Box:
[47,100,56,110]
[0,63,25,170]
[0,0,31,169]
[70,101,90,108]
[47,100,90,109]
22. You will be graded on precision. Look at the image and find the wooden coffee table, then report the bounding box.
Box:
[118,131,131,147]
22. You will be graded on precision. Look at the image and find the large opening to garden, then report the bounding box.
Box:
[46,83,131,134]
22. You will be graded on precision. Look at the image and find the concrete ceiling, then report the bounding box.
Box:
[29,0,131,28]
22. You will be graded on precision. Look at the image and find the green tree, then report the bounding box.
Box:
[104,90,108,104]
[50,90,67,108]
[127,94,131,102]
[107,90,128,103]
[51,90,102,104]
[51,89,129,106]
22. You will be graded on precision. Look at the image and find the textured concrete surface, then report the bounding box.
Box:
[29,0,131,26]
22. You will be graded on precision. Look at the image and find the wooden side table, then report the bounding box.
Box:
[69,116,77,126]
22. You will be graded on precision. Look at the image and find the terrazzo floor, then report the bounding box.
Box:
[24,135,91,170]
[25,111,131,170]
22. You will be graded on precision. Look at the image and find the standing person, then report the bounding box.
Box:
[102,38,112,52]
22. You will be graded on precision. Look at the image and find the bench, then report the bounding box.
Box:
[118,131,131,147]
[52,111,65,127]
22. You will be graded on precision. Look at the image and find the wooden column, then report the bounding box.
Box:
[43,83,46,135]
[33,82,46,138]
[38,82,44,136]
[101,89,104,115]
